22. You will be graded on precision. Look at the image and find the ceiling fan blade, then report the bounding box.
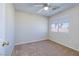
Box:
[32,3,44,7]
[52,6,60,10]
[33,5,43,7]
[47,3,50,6]
[32,3,49,7]
[37,8,44,13]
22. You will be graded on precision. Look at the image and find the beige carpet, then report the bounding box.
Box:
[12,40,79,56]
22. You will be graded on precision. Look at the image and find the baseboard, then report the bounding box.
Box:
[49,37,79,52]
[15,37,48,45]
[15,36,79,52]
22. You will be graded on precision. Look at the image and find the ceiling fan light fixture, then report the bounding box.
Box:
[44,6,48,11]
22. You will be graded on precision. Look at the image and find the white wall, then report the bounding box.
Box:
[49,6,79,51]
[15,11,48,45]
[5,4,15,55]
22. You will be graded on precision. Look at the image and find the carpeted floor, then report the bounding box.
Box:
[12,40,79,56]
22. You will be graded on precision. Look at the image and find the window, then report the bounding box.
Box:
[51,19,69,33]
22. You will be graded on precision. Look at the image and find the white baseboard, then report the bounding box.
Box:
[49,37,79,52]
[15,36,79,52]
[15,37,47,45]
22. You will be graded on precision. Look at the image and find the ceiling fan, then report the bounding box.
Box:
[32,3,60,13]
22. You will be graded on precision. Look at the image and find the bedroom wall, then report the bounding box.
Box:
[15,11,48,45]
[49,6,79,51]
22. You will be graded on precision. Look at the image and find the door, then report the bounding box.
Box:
[0,3,15,56]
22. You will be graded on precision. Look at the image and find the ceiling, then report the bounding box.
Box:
[14,3,77,17]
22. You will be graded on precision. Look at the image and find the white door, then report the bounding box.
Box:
[0,3,15,56]
[0,3,6,55]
